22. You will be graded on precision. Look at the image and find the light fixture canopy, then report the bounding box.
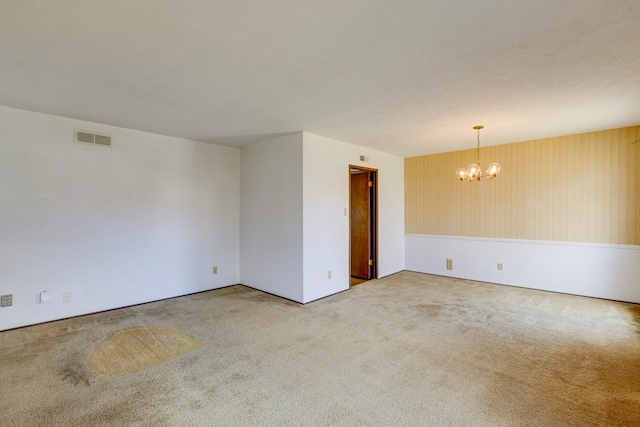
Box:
[455,125,501,182]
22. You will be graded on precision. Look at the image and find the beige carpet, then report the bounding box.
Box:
[1,271,639,426]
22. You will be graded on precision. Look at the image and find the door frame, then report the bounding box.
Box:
[349,165,378,284]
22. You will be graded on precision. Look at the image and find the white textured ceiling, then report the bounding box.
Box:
[1,1,639,157]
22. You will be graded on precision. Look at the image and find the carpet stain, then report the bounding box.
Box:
[91,326,202,378]
[61,360,91,386]
[137,299,181,319]
[628,303,640,335]
[413,303,444,317]
[403,323,418,332]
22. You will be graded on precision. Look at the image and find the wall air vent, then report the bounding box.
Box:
[75,130,112,147]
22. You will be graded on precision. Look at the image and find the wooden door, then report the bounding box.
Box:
[350,171,371,279]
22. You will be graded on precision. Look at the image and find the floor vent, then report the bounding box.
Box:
[75,130,112,147]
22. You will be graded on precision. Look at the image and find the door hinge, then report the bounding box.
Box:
[368,259,373,266]
[368,181,373,187]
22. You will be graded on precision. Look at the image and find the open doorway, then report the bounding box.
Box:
[349,166,378,287]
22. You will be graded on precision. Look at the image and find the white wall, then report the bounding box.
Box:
[406,234,640,304]
[0,106,240,331]
[1,110,404,329]
[240,133,304,302]
[240,132,405,304]
[302,133,405,303]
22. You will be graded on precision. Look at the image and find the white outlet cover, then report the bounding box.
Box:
[40,291,51,304]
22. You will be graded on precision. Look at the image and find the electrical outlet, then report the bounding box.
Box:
[446,259,453,270]
[327,270,332,279]
[497,263,503,271]
[1,294,13,307]
[63,292,72,303]
[40,291,51,304]
[212,266,218,275]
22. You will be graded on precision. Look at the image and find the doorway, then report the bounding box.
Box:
[349,166,378,286]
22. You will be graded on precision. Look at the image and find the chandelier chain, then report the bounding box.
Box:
[476,127,481,164]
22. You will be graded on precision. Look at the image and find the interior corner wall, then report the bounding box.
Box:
[302,132,405,303]
[404,125,640,304]
[239,133,304,302]
[0,106,240,331]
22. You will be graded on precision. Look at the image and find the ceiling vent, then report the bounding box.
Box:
[75,130,112,147]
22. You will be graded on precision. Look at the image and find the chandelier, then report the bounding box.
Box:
[455,125,501,181]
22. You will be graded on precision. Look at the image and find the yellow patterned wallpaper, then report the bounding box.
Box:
[405,126,640,245]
